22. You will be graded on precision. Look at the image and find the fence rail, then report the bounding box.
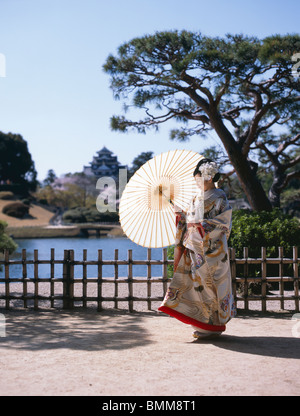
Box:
[0,246,299,313]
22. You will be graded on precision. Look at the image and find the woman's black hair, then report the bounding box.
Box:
[193,158,220,182]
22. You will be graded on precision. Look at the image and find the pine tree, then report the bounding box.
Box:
[104,31,300,211]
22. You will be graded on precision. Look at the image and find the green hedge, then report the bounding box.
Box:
[229,209,300,292]
[62,207,119,224]
[0,220,18,257]
[229,208,300,258]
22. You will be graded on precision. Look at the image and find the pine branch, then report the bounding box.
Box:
[278,170,300,191]
[276,134,300,155]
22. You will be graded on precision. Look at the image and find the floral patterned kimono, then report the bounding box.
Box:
[158,187,236,333]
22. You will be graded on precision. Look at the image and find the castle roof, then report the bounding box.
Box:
[97,146,113,155]
[97,162,111,172]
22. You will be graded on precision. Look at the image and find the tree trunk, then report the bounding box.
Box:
[268,167,286,208]
[230,152,272,211]
[210,113,273,212]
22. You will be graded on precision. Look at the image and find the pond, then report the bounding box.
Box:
[0,237,167,279]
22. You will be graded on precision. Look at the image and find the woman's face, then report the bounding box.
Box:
[194,173,203,189]
[194,173,214,191]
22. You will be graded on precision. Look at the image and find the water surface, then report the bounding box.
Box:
[1,237,167,279]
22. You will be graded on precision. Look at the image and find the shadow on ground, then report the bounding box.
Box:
[191,310,300,360]
[0,309,156,352]
[198,334,300,360]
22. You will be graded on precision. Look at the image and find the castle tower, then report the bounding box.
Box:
[83,146,127,180]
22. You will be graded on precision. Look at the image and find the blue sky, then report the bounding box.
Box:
[0,0,299,182]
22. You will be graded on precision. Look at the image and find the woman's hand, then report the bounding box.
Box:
[173,204,182,214]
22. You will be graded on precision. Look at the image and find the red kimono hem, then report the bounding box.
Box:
[158,306,226,332]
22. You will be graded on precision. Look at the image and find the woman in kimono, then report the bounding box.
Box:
[158,158,236,339]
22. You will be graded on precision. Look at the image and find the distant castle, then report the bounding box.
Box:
[83,146,127,180]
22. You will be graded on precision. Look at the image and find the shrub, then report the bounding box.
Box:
[21,198,31,206]
[2,201,29,218]
[38,198,48,205]
[62,207,119,224]
[229,208,300,258]
[0,220,18,256]
[167,245,175,279]
[63,208,86,224]
[229,209,300,293]
[0,191,14,200]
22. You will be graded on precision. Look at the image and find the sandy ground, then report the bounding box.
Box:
[0,308,299,397]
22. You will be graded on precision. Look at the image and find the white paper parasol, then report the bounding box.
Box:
[119,149,204,248]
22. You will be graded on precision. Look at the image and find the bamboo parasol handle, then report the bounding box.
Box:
[158,187,174,207]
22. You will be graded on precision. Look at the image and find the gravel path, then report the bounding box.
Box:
[1,280,299,396]
[0,308,299,396]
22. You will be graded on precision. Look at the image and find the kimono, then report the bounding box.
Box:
[158,187,236,333]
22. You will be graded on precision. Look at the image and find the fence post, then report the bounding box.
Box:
[82,249,87,308]
[22,249,27,308]
[50,248,55,308]
[63,250,74,309]
[34,250,39,310]
[278,247,285,310]
[293,246,299,313]
[4,249,9,310]
[162,248,168,295]
[128,249,133,312]
[230,247,237,303]
[97,249,103,312]
[114,249,119,309]
[261,247,267,313]
[243,247,249,311]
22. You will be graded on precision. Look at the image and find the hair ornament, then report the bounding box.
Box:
[199,161,219,181]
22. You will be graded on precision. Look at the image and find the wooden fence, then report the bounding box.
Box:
[0,246,299,313]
